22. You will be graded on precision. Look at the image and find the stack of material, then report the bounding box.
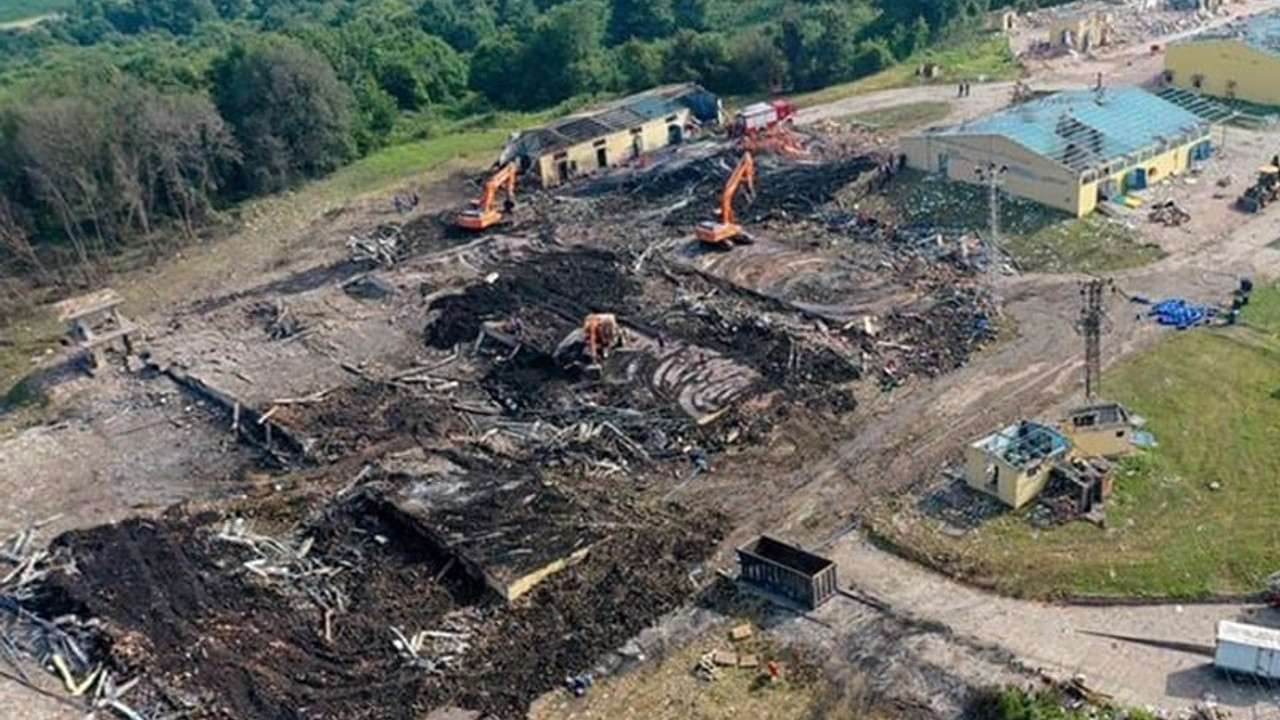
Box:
[1148,297,1215,329]
[1148,200,1190,226]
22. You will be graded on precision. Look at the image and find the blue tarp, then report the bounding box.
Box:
[1147,297,1216,329]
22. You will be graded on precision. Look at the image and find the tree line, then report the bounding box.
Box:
[0,0,1063,304]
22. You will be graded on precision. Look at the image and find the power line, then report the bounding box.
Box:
[1076,277,1112,400]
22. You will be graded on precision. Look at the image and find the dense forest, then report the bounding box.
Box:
[0,0,1058,298]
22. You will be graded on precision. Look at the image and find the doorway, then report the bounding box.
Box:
[596,147,608,169]
[667,124,683,145]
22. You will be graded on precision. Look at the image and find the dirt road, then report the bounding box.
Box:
[747,11,1280,716]
[807,536,1280,714]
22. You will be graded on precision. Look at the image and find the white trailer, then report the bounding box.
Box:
[1214,620,1280,680]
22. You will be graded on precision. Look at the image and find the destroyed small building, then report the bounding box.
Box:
[1039,457,1114,522]
[965,420,1071,509]
[1166,10,1280,106]
[498,83,723,187]
[1060,402,1143,458]
[1047,11,1113,52]
[902,87,1212,216]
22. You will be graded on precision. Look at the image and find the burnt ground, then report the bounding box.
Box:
[1,127,1006,720]
[34,494,724,720]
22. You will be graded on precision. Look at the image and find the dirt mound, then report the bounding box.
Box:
[275,381,459,460]
[32,496,723,720]
[425,248,640,350]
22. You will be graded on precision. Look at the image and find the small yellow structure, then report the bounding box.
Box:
[499,84,723,188]
[964,420,1071,509]
[1166,10,1280,106]
[1060,403,1143,458]
[1047,11,1113,52]
[902,87,1212,216]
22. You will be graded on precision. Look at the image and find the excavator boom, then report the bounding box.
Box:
[696,153,755,246]
[457,162,517,231]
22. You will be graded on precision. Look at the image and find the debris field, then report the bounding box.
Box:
[0,124,1004,720]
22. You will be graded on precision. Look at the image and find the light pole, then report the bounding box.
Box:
[975,161,1007,288]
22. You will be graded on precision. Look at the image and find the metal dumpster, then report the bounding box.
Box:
[737,535,838,610]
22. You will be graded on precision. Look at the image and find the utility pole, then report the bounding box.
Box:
[1076,277,1112,400]
[974,161,1008,288]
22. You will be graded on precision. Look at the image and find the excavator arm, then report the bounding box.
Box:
[457,162,517,230]
[697,152,755,246]
[718,152,755,225]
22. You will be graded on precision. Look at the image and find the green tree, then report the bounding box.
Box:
[374,33,467,110]
[852,38,894,76]
[723,33,785,95]
[807,6,855,88]
[210,38,355,193]
[672,0,709,31]
[661,30,728,89]
[417,0,497,52]
[608,0,674,43]
[614,39,663,92]
[522,0,611,107]
[469,31,527,108]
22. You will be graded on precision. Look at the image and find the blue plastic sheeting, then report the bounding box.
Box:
[1148,298,1216,329]
[1131,430,1159,449]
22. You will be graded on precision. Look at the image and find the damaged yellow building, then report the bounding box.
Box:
[901,87,1212,216]
[1166,10,1280,106]
[498,83,723,188]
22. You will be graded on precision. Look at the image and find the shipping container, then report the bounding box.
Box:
[1214,620,1280,680]
[737,535,838,610]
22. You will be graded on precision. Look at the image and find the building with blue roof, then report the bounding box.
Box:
[1166,9,1280,106]
[901,87,1212,216]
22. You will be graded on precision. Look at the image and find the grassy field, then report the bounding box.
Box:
[0,0,70,24]
[844,101,952,133]
[879,313,1280,598]
[860,171,1163,274]
[529,621,894,720]
[792,33,1018,108]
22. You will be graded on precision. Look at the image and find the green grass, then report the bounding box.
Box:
[792,32,1018,108]
[0,0,70,24]
[1008,215,1165,275]
[0,313,61,418]
[972,688,1158,720]
[1242,283,1280,336]
[903,320,1280,599]
[844,101,952,133]
[315,128,514,201]
[861,171,1163,274]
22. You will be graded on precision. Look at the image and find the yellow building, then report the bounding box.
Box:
[1047,11,1113,52]
[964,420,1071,509]
[1166,11,1280,106]
[499,83,723,187]
[902,87,1212,216]
[1059,403,1143,458]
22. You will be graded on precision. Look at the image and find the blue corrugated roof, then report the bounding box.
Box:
[625,96,679,120]
[1180,9,1280,57]
[926,88,1208,172]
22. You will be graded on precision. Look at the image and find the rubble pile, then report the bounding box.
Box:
[0,122,1011,720]
[23,493,723,720]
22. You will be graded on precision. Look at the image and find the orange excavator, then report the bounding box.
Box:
[696,152,755,247]
[456,162,517,231]
[582,313,621,364]
[553,313,622,369]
